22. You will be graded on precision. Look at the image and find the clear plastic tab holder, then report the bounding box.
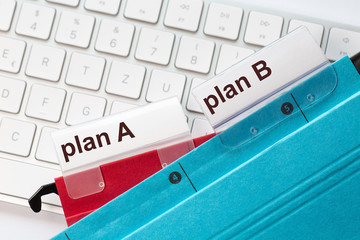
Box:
[55,98,194,199]
[219,64,338,148]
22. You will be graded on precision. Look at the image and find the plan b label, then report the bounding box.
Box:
[193,27,328,130]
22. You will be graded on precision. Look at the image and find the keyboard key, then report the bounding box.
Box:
[65,52,106,90]
[244,11,283,46]
[135,28,174,65]
[25,84,66,122]
[0,157,61,206]
[146,69,186,102]
[15,3,55,40]
[35,127,59,164]
[0,76,26,114]
[175,36,215,73]
[110,101,138,114]
[326,28,360,61]
[204,3,243,40]
[106,61,146,99]
[124,0,163,23]
[216,44,254,74]
[55,11,95,48]
[66,93,106,125]
[95,19,134,57]
[84,0,122,15]
[186,78,206,113]
[164,0,203,32]
[0,36,26,73]
[25,44,66,82]
[46,0,79,7]
[0,0,16,31]
[0,118,36,157]
[191,118,214,138]
[288,20,324,45]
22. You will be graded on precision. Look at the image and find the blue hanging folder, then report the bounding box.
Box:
[52,34,360,239]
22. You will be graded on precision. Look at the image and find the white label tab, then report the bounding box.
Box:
[52,98,190,174]
[193,27,328,130]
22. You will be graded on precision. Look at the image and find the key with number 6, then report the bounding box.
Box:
[95,19,134,57]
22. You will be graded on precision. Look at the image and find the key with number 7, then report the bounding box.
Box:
[135,28,175,66]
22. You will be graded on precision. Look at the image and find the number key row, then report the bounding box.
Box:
[12,3,360,74]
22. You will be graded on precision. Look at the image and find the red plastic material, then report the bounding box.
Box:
[55,134,215,226]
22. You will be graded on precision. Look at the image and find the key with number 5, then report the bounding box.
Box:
[55,11,95,48]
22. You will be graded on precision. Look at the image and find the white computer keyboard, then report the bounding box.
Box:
[0,0,359,213]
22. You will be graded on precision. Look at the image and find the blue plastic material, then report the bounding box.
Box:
[52,56,360,240]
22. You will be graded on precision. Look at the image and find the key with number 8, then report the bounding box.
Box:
[175,36,215,74]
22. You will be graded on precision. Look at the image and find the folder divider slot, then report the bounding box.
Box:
[218,64,338,148]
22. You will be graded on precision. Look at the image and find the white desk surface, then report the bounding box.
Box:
[0,201,66,240]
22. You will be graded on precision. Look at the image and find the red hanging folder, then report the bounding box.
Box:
[29,98,214,226]
[54,134,213,226]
